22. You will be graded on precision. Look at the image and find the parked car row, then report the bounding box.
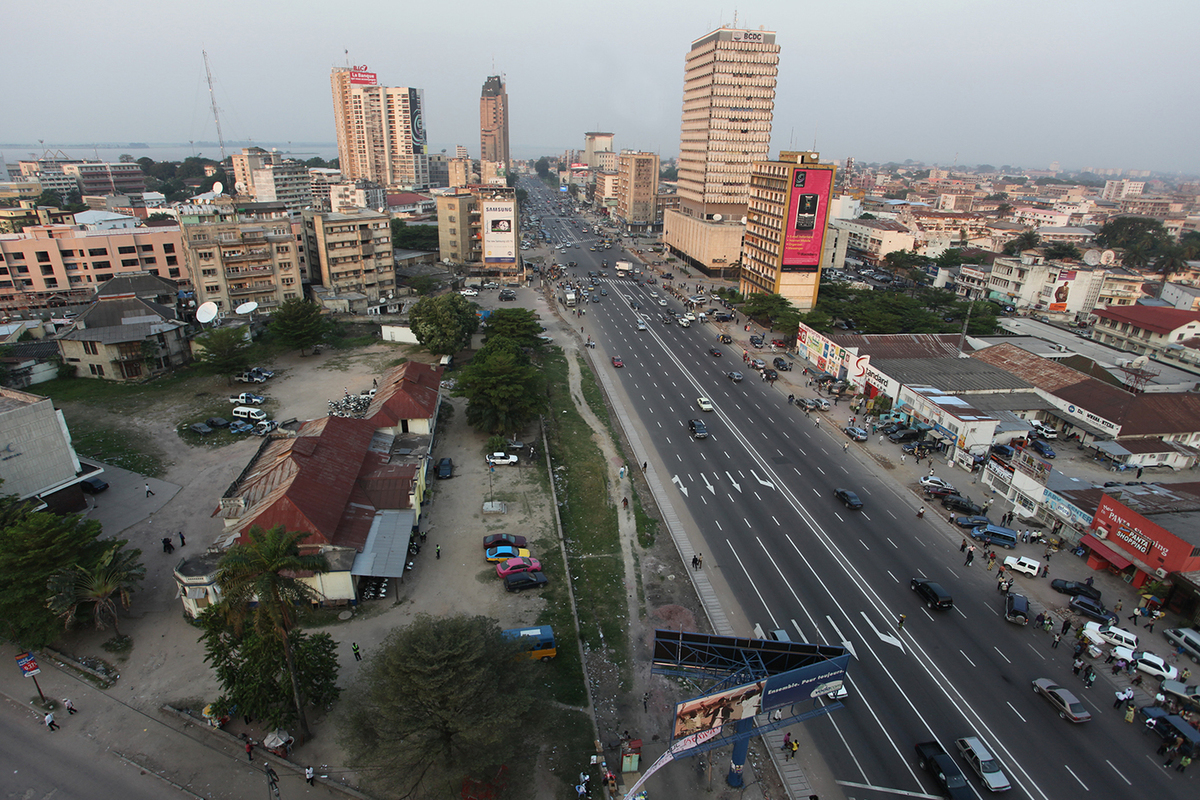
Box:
[482,534,547,592]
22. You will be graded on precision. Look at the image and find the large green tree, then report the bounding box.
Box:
[482,308,544,350]
[454,338,547,434]
[200,611,340,729]
[216,525,330,740]
[740,293,800,327]
[269,298,328,355]
[1002,230,1041,255]
[408,294,479,355]
[340,614,537,798]
[1095,216,1167,250]
[1043,242,1082,261]
[47,540,145,637]
[194,324,252,380]
[1154,243,1191,296]
[391,219,439,251]
[0,497,112,648]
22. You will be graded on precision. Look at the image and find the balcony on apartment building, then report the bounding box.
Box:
[229,282,276,296]
[221,248,272,264]
[225,264,277,278]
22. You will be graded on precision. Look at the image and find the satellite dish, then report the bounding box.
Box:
[196,302,218,324]
[1083,249,1101,266]
[713,214,723,222]
[234,182,247,194]
[1130,355,1150,369]
[236,301,259,315]
[741,216,748,224]
[1100,250,1116,265]
[212,181,224,195]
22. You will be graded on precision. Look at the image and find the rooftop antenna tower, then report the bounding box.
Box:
[202,50,227,163]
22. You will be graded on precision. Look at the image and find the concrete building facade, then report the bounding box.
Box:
[302,208,396,301]
[61,162,145,196]
[584,132,615,169]
[181,217,304,314]
[0,224,186,312]
[436,186,522,281]
[663,26,779,273]
[330,66,429,189]
[828,218,915,266]
[479,75,510,165]
[329,180,387,213]
[615,151,660,232]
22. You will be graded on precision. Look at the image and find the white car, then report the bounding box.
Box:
[460,288,479,297]
[1083,622,1139,649]
[635,319,647,331]
[919,475,956,492]
[1112,647,1179,681]
[1030,420,1058,439]
[658,299,668,307]
[1002,556,1040,577]
[696,397,714,412]
[485,452,520,466]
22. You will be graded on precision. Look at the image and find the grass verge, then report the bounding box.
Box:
[543,350,630,685]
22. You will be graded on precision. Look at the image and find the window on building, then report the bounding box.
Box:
[40,264,55,275]
[121,259,139,267]
[163,243,175,253]
[83,341,98,355]
[168,268,180,278]
[95,273,113,282]
[15,266,29,274]
[92,261,110,269]
[9,252,25,260]
[44,278,58,287]
[142,257,156,265]
[89,363,105,377]
[36,250,51,262]
[118,246,136,254]
[139,244,153,252]
[205,285,220,293]
[201,268,217,277]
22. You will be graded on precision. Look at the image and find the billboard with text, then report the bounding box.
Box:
[482,200,517,263]
[782,166,835,271]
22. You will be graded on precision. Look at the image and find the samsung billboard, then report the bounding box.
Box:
[482,201,517,264]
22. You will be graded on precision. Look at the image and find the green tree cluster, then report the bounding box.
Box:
[194,325,252,380]
[269,298,329,355]
[340,614,537,798]
[455,309,547,434]
[0,495,145,648]
[213,525,332,739]
[1043,242,1082,261]
[390,219,440,251]
[1002,230,1041,255]
[408,294,479,355]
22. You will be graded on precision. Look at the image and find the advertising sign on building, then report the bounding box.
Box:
[482,201,517,264]
[408,89,427,153]
[782,166,835,271]
[349,66,377,85]
[1049,270,1076,312]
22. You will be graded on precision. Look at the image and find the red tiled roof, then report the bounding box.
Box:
[367,361,442,427]
[387,192,430,206]
[1092,305,1200,335]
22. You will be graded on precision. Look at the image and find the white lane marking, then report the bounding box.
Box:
[1026,643,1046,661]
[859,611,903,650]
[886,537,898,548]
[772,516,780,526]
[714,520,722,531]
[816,466,825,474]
[725,472,742,492]
[1007,703,1026,722]
[744,518,752,528]
[994,647,1011,664]
[750,470,775,488]
[825,617,858,660]
[701,474,714,494]
[887,510,896,519]
[860,539,869,550]
[834,782,940,799]
[754,491,762,501]
[671,475,688,496]
[960,651,976,667]
[887,571,899,582]
[1063,765,1087,790]
[1105,761,1130,786]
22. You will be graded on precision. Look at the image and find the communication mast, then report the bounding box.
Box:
[202,50,227,163]
[1117,355,1158,393]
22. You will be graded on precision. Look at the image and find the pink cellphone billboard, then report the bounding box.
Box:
[782,167,834,270]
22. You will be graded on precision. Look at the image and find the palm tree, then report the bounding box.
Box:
[217,525,329,740]
[1154,243,1190,297]
[47,542,145,637]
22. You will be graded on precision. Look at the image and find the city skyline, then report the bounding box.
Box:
[2,0,1198,174]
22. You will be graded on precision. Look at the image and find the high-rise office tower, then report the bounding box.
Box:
[584,132,615,169]
[662,26,779,275]
[480,75,510,165]
[615,150,660,232]
[330,66,430,189]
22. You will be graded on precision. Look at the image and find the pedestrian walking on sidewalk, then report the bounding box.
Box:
[900,453,906,464]
[306,766,315,786]
[245,741,254,761]
[63,698,77,715]
[44,712,59,731]
[436,545,441,559]
[352,643,362,661]
[178,531,185,547]
[698,554,704,568]
[145,482,155,497]
[1052,633,1062,648]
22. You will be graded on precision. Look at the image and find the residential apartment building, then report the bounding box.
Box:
[1091,306,1200,366]
[61,162,145,196]
[181,217,304,315]
[0,201,75,234]
[448,158,474,189]
[0,224,185,312]
[330,66,429,189]
[479,75,510,165]
[614,151,659,232]
[251,161,313,211]
[593,171,619,214]
[231,147,276,194]
[302,209,396,301]
[57,285,190,381]
[584,132,615,169]
[663,26,779,274]
[1160,282,1200,312]
[828,218,915,266]
[741,152,835,311]
[330,180,387,213]
[435,186,521,281]
[1102,180,1144,200]
[309,168,343,211]
[987,255,1106,317]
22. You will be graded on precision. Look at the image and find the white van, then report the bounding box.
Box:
[231,405,268,422]
[1084,622,1139,650]
[1165,628,1200,662]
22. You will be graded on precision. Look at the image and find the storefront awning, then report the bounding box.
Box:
[1094,441,1132,457]
[1080,534,1133,570]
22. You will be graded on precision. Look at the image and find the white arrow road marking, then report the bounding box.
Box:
[750,469,775,489]
[860,611,904,650]
[725,471,742,492]
[702,473,715,494]
[671,475,689,497]
[826,616,858,659]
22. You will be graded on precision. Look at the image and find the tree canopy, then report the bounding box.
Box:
[482,308,544,350]
[340,614,537,798]
[534,157,551,178]
[1095,217,1168,250]
[47,540,144,637]
[391,219,439,251]
[216,525,331,739]
[269,298,328,354]
[1043,242,1082,261]
[454,337,547,434]
[1002,230,1041,255]
[740,293,800,326]
[0,495,141,648]
[408,294,479,355]
[194,324,252,379]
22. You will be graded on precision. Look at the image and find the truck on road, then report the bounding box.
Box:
[615,260,632,277]
[562,289,577,307]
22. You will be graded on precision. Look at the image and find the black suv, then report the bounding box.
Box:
[435,457,454,479]
[911,578,954,609]
[941,495,984,515]
[1050,579,1102,602]
[888,429,921,443]
[688,419,708,439]
[773,357,791,371]
[503,571,548,592]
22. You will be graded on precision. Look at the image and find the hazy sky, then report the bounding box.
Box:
[3,0,1197,174]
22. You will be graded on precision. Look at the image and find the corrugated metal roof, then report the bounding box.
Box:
[367,361,442,427]
[874,357,1031,392]
[1094,305,1200,335]
[958,391,1057,412]
[828,333,969,359]
[1118,393,1200,436]
[351,510,417,577]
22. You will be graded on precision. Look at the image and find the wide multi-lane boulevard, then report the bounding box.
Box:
[521,178,1187,800]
